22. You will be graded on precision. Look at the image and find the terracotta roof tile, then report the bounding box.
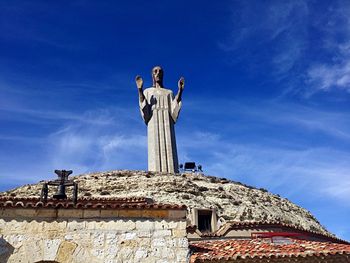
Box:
[0,196,186,210]
[190,239,350,262]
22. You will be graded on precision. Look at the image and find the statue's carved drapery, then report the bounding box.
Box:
[140,87,181,173]
[136,66,184,173]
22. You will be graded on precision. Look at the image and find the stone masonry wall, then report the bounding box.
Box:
[0,217,189,263]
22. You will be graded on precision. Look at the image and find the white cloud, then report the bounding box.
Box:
[307,61,350,92]
[220,1,350,95]
[46,107,147,174]
[100,135,146,154]
[322,174,350,200]
[305,2,350,93]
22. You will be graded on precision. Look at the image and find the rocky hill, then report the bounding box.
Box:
[1,170,329,236]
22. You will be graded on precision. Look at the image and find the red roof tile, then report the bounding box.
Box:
[0,196,186,210]
[190,238,350,262]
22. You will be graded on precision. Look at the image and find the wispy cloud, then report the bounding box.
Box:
[23,100,144,173]
[48,120,147,175]
[0,106,145,178]
[220,1,350,96]
[178,130,350,203]
[322,173,350,200]
[176,98,350,204]
[219,0,308,75]
[0,71,135,127]
[185,98,350,142]
[305,2,350,92]
[248,102,350,140]
[308,62,350,91]
[307,56,350,93]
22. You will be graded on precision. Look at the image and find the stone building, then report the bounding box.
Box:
[1,170,350,262]
[0,196,188,262]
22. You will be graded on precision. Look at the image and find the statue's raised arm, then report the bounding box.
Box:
[135,75,145,103]
[175,77,185,103]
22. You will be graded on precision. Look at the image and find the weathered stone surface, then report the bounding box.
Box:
[43,238,61,261]
[1,170,330,236]
[136,220,155,231]
[0,217,188,263]
[56,240,78,262]
[153,229,172,237]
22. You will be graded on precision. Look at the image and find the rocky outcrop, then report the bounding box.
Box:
[1,170,329,236]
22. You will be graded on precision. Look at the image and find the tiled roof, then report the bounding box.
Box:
[190,238,350,262]
[0,196,186,210]
[216,221,348,244]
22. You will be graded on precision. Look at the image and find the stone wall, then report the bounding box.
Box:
[0,216,188,263]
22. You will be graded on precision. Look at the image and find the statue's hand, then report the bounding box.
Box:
[135,75,143,90]
[178,77,185,90]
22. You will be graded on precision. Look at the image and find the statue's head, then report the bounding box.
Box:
[152,66,163,87]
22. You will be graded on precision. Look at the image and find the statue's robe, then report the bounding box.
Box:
[139,87,182,173]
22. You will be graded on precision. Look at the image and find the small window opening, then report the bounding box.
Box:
[198,210,212,233]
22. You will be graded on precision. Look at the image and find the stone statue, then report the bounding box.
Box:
[136,66,184,173]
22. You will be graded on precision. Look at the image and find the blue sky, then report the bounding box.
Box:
[1,0,350,240]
